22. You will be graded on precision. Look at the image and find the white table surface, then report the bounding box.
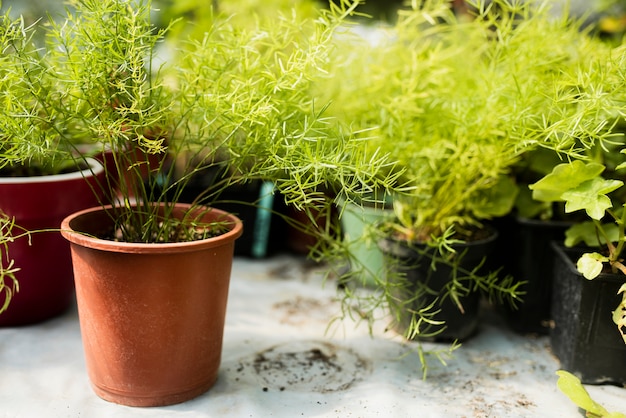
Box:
[1,254,624,417]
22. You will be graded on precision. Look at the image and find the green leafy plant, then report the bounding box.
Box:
[514,0,626,345]
[530,158,626,343]
[0,0,390,233]
[525,34,626,340]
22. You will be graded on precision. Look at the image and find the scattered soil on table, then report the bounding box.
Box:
[272,296,340,326]
[235,340,370,393]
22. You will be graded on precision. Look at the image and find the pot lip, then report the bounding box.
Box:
[515,216,574,228]
[551,241,626,282]
[61,203,243,254]
[381,224,499,248]
[0,157,104,184]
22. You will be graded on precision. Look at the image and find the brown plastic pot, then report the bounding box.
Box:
[61,203,243,407]
[0,158,106,326]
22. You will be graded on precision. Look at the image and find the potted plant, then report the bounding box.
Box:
[1,0,237,404]
[530,157,626,384]
[320,0,578,348]
[2,0,401,406]
[522,4,626,380]
[309,1,626,379]
[492,0,626,335]
[0,7,111,325]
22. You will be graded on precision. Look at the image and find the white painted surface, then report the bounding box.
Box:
[1,255,624,417]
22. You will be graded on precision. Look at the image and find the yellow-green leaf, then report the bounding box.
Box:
[577,252,608,280]
[613,285,626,345]
[529,161,605,202]
[562,178,623,220]
[556,370,610,417]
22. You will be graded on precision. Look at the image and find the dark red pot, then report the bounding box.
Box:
[0,158,106,326]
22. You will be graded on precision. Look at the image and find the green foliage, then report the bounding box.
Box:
[0,0,397,242]
[556,370,626,418]
[0,0,409,305]
[320,0,626,372]
[0,9,68,170]
[530,152,626,341]
[522,0,626,339]
[564,221,620,248]
[159,0,321,41]
[530,161,623,220]
[317,0,623,242]
[530,157,626,341]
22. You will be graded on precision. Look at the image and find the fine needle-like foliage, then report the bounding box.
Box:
[0,0,401,243]
[313,0,626,373]
[524,8,626,345]
[0,0,409,306]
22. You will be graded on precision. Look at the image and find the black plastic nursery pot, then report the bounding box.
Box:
[379,228,498,341]
[497,217,571,335]
[550,243,626,385]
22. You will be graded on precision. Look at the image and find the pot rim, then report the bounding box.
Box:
[551,242,626,283]
[381,224,499,247]
[0,157,104,184]
[61,203,243,254]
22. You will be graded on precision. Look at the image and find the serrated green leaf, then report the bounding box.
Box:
[562,177,622,220]
[529,161,605,203]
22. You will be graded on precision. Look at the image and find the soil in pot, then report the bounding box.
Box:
[61,203,243,406]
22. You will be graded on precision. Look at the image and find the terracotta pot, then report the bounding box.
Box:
[286,204,338,255]
[75,143,168,199]
[0,158,106,326]
[61,204,243,407]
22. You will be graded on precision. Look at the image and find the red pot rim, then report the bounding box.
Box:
[0,157,104,184]
[61,203,243,254]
